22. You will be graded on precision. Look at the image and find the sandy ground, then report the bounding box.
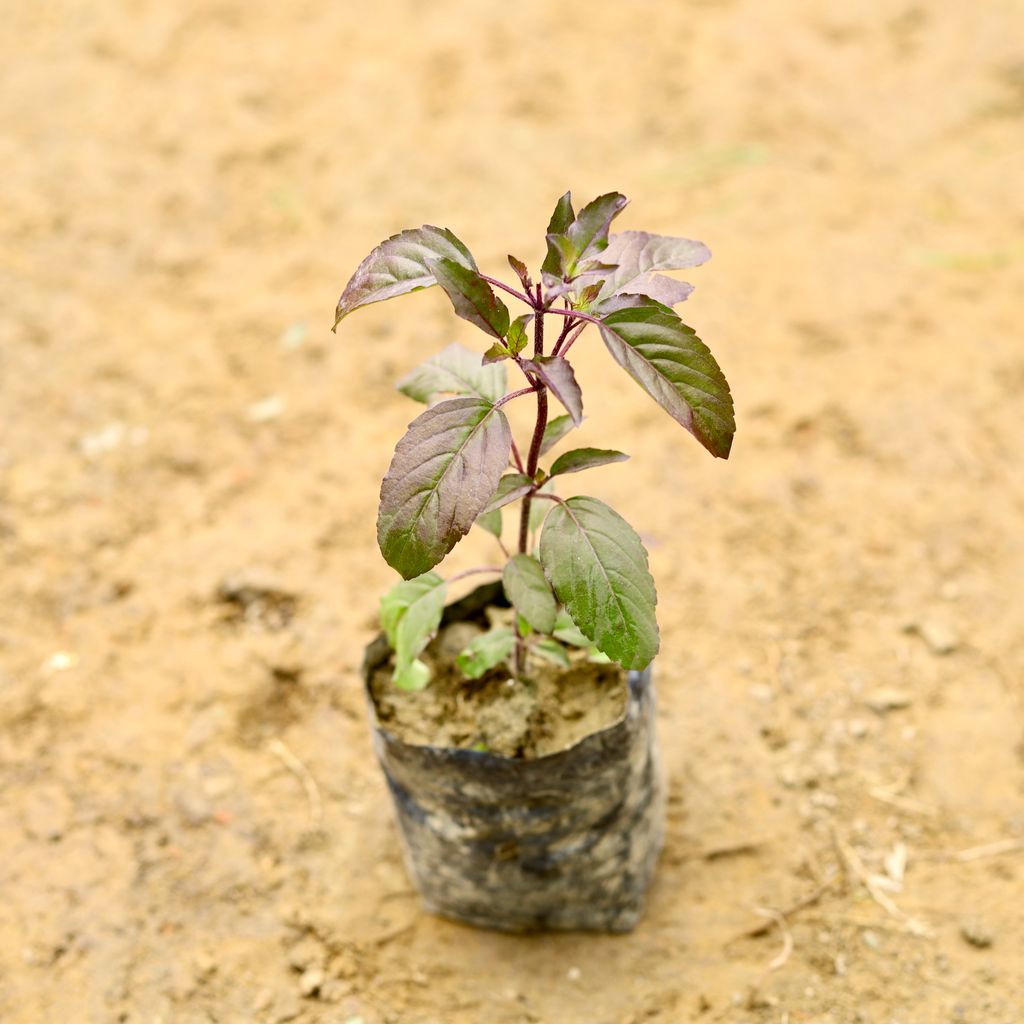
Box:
[2,1,1023,1021]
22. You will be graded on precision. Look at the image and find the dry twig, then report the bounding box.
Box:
[951,837,1024,863]
[268,737,323,825]
[832,829,932,937]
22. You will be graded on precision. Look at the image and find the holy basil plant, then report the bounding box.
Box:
[334,191,734,690]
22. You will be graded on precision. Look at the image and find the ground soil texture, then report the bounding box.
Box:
[2,1,1023,1022]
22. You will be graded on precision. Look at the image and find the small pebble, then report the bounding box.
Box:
[566,966,581,982]
[960,918,994,949]
[298,966,325,997]
[905,618,959,655]
[864,687,913,713]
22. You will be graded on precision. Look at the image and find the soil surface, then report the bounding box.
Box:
[368,610,628,758]
[2,1,1023,1022]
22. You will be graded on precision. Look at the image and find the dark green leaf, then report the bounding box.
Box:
[598,302,734,458]
[426,258,510,340]
[564,192,628,276]
[457,627,517,679]
[539,496,658,670]
[476,508,502,537]
[507,254,532,293]
[549,447,629,477]
[532,637,571,668]
[379,572,447,691]
[398,342,507,403]
[541,191,575,277]
[334,226,476,327]
[596,231,709,308]
[378,397,512,578]
[539,414,576,456]
[502,554,557,634]
[522,356,583,426]
[483,473,533,514]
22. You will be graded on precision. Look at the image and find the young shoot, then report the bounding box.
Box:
[334,191,735,690]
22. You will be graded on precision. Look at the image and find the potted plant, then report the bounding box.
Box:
[334,191,735,932]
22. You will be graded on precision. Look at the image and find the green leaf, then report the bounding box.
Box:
[335,225,476,327]
[553,609,590,648]
[379,572,447,690]
[528,480,555,533]
[397,342,507,404]
[507,254,532,293]
[426,258,510,340]
[549,447,629,477]
[541,191,575,277]
[533,637,571,668]
[482,343,511,365]
[394,657,431,692]
[596,231,709,308]
[539,496,658,670]
[457,627,517,679]
[564,192,628,276]
[380,571,446,645]
[598,302,735,459]
[505,314,532,355]
[502,554,557,634]
[539,414,576,456]
[483,473,533,514]
[476,508,502,537]
[522,356,583,426]
[378,397,512,578]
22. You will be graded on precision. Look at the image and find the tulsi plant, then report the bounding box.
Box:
[334,191,735,689]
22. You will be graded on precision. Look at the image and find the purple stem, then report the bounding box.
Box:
[479,274,537,309]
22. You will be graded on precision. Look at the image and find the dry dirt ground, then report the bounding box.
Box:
[2,1,1023,1022]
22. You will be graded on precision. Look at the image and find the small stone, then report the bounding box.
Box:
[847,718,870,738]
[193,951,217,978]
[298,966,324,997]
[864,687,913,713]
[566,966,581,982]
[905,619,959,655]
[960,918,994,949]
[248,394,285,423]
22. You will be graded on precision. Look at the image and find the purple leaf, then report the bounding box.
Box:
[521,356,583,426]
[334,225,476,327]
[507,254,532,293]
[378,397,512,578]
[426,258,510,340]
[596,231,710,307]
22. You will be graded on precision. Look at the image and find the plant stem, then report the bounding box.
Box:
[446,566,503,586]
[553,321,587,357]
[495,385,537,409]
[478,274,537,309]
[514,294,549,676]
[544,306,603,327]
[509,437,525,473]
